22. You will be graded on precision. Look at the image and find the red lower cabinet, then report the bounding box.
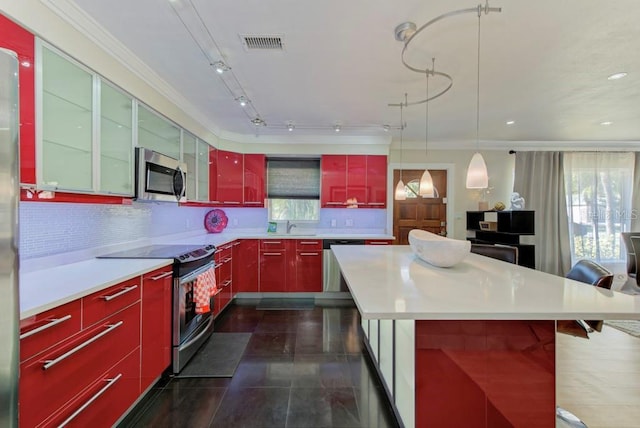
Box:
[294,251,322,292]
[141,267,173,391]
[19,302,141,428]
[234,240,259,292]
[259,250,288,292]
[415,320,556,428]
[44,349,141,428]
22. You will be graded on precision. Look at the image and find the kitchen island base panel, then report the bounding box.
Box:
[415,320,556,428]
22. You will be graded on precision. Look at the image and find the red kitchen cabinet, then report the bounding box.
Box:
[141,266,173,391]
[20,302,141,428]
[321,155,347,207]
[46,349,141,428]
[216,150,244,206]
[293,240,322,292]
[209,146,218,203]
[0,15,36,185]
[243,154,265,207]
[82,276,141,328]
[366,155,387,208]
[19,300,82,362]
[259,240,294,292]
[346,155,367,207]
[214,243,233,317]
[234,239,259,292]
[321,155,387,208]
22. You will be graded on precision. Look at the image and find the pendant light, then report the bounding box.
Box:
[394,95,407,201]
[419,60,435,197]
[465,5,489,189]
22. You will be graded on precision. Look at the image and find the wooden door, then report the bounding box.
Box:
[393,169,447,245]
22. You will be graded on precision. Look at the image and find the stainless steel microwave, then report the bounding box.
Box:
[135,147,187,202]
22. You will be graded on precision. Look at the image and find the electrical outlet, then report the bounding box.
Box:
[331,219,337,227]
[345,218,354,227]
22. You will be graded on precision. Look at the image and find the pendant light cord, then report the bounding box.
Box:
[425,66,429,157]
[476,6,481,152]
[399,95,405,182]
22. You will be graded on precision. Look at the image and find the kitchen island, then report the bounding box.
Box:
[332,245,640,428]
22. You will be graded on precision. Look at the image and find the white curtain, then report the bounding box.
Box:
[514,151,571,275]
[564,152,635,270]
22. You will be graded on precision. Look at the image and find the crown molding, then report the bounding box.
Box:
[392,139,640,151]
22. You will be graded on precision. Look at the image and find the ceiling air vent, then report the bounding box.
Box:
[240,34,285,51]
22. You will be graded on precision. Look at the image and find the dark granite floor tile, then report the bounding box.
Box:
[209,387,289,428]
[165,377,232,389]
[127,386,226,428]
[295,325,345,354]
[244,332,297,356]
[342,331,365,354]
[229,355,294,388]
[292,354,354,388]
[254,320,300,333]
[287,387,361,428]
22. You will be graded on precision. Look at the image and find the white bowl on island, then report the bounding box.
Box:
[408,229,471,268]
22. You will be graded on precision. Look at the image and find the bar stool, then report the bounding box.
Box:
[557,259,613,428]
[470,243,518,264]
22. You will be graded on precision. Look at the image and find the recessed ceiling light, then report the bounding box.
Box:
[251,117,265,126]
[287,123,295,132]
[607,72,627,80]
[383,125,390,132]
[235,96,248,107]
[600,121,613,126]
[506,120,515,125]
[334,125,341,133]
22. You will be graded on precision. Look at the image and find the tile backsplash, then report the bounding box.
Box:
[19,202,387,259]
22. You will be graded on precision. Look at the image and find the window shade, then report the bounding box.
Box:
[267,158,320,199]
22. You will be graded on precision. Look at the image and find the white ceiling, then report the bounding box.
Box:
[62,0,640,146]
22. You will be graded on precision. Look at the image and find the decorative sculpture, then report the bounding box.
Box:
[510,192,525,210]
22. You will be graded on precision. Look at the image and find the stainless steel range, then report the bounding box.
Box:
[99,244,216,373]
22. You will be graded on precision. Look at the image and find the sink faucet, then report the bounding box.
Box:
[286,220,297,234]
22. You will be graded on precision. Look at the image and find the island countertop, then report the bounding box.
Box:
[332,245,640,320]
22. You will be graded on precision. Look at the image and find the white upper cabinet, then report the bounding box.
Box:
[183,131,197,201]
[40,45,93,191]
[197,139,210,202]
[99,81,133,195]
[137,105,180,161]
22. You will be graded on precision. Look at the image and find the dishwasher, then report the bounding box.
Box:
[322,239,365,292]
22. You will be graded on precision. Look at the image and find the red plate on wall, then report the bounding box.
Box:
[204,209,228,233]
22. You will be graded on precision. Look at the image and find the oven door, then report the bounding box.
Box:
[173,261,215,373]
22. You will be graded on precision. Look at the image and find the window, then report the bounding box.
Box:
[267,158,320,222]
[564,152,635,267]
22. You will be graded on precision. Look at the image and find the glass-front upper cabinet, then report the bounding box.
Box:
[40,44,93,191]
[197,139,210,201]
[183,131,197,201]
[99,81,133,195]
[137,105,180,161]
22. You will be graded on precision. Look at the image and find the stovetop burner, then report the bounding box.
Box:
[98,244,216,263]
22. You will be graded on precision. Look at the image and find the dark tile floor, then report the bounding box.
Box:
[119,301,400,428]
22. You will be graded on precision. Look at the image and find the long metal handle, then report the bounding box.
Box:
[102,285,138,301]
[326,202,344,205]
[149,271,172,281]
[368,202,385,206]
[263,252,282,256]
[222,201,240,204]
[244,201,262,204]
[178,262,215,285]
[43,322,124,370]
[179,316,213,350]
[300,252,319,256]
[20,315,72,340]
[299,241,320,245]
[263,241,282,244]
[222,280,232,287]
[368,242,390,245]
[57,373,122,428]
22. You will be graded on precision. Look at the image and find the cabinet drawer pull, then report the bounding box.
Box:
[299,241,319,245]
[222,201,240,204]
[43,321,124,370]
[326,202,345,205]
[20,315,72,340]
[57,373,122,428]
[244,201,262,204]
[222,280,232,287]
[149,271,173,281]
[263,241,282,244]
[369,242,389,245]
[368,202,385,206]
[102,285,138,301]
[233,242,241,246]
[263,252,282,256]
[300,252,319,256]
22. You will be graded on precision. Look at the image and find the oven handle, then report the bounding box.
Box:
[178,262,215,285]
[178,315,214,351]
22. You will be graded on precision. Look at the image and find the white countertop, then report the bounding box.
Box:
[19,231,394,319]
[20,259,172,320]
[332,245,640,320]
